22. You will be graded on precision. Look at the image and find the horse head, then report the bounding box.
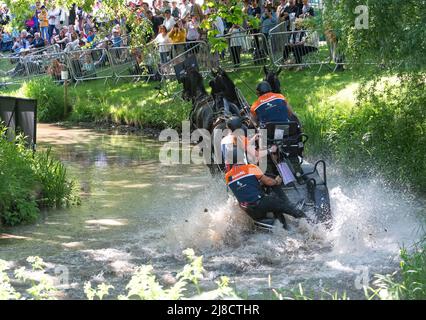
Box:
[263,66,282,94]
[210,67,239,106]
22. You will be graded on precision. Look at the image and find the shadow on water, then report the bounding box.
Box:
[0,124,424,299]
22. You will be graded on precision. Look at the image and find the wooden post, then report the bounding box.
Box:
[64,78,68,117]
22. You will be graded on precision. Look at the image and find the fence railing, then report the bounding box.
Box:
[268,28,340,71]
[158,40,212,77]
[0,30,349,86]
[216,32,270,70]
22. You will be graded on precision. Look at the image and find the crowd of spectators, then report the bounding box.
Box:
[0,0,320,77]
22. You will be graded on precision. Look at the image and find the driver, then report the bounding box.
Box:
[250,81,296,127]
[250,81,303,176]
[220,116,268,170]
[224,145,306,229]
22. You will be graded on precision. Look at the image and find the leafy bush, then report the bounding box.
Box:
[23,78,67,122]
[0,128,39,226]
[0,125,77,226]
[1,250,239,300]
[302,75,426,191]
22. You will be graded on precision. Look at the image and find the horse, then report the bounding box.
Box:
[263,66,282,94]
[181,66,217,132]
[209,67,241,108]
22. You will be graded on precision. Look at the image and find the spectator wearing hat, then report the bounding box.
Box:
[163,9,176,31]
[162,0,172,13]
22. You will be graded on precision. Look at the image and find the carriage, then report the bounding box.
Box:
[180,62,332,230]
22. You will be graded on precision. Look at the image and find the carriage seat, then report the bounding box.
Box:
[261,122,306,158]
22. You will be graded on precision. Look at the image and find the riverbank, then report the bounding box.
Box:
[0,125,78,226]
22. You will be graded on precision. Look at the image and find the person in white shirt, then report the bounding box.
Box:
[163,9,175,31]
[48,5,61,39]
[179,0,190,20]
[153,25,172,63]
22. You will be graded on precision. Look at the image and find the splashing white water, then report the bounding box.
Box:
[162,168,423,295]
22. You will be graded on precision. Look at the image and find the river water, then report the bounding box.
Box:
[0,124,424,299]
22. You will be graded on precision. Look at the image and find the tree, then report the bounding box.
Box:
[323,0,426,72]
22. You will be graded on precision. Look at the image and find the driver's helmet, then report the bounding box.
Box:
[256,81,272,95]
[226,116,243,131]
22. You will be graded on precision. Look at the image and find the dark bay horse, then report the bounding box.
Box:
[182,67,245,132]
[181,66,217,132]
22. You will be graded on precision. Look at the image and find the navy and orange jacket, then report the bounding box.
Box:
[225,164,264,205]
[251,92,290,124]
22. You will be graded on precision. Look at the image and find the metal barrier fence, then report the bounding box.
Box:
[27,44,61,56]
[217,32,270,70]
[268,21,289,67]
[66,47,115,85]
[269,28,332,71]
[158,40,212,77]
[26,51,68,82]
[0,55,31,85]
[109,43,160,82]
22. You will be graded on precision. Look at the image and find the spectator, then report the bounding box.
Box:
[146,10,164,37]
[163,9,175,31]
[153,25,172,63]
[260,5,277,54]
[168,21,186,54]
[53,27,69,49]
[112,25,123,47]
[213,12,225,38]
[186,14,200,41]
[248,0,261,18]
[228,24,245,66]
[171,1,180,19]
[0,31,13,52]
[162,1,172,14]
[64,32,80,52]
[300,0,315,18]
[48,4,61,40]
[69,4,77,27]
[38,5,49,41]
[188,0,204,22]
[0,4,10,26]
[261,6,277,36]
[179,0,190,20]
[86,28,96,44]
[31,32,45,49]
[185,14,200,53]
[283,0,301,30]
[168,21,186,43]
[47,58,64,81]
[276,0,287,23]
